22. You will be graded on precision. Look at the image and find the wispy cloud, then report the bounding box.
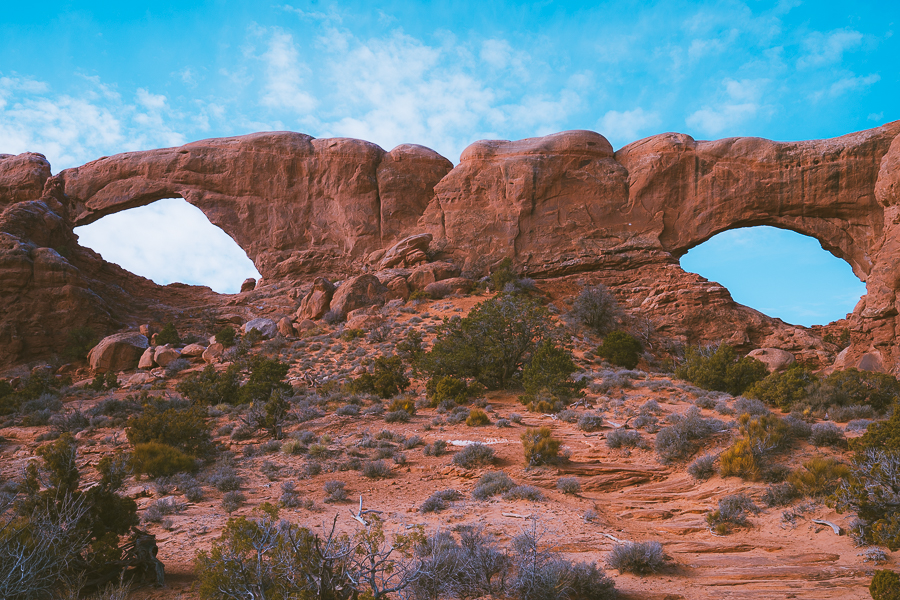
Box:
[257,29,317,114]
[797,28,864,68]
[598,107,661,148]
[686,78,771,136]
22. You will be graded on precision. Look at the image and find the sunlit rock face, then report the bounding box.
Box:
[2,122,900,371]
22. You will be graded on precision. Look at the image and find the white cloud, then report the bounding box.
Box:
[136,88,167,110]
[258,29,316,114]
[598,107,662,147]
[798,28,864,68]
[828,73,880,97]
[685,78,770,136]
[868,112,885,122]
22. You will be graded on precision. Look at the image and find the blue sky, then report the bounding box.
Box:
[1,1,895,323]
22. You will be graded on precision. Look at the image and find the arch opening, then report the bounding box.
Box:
[73,198,261,294]
[679,226,866,327]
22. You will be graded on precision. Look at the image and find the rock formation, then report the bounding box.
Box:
[2,122,900,373]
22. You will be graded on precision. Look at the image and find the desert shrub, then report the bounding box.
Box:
[830,404,875,422]
[557,477,581,494]
[788,457,849,497]
[361,459,392,479]
[240,357,291,405]
[520,340,585,407]
[428,375,472,406]
[387,397,416,415]
[706,493,758,534]
[850,402,900,453]
[762,482,800,507]
[7,434,139,594]
[466,409,491,427]
[502,485,544,501]
[349,356,410,399]
[176,364,241,406]
[810,422,845,447]
[420,489,462,513]
[606,541,666,575]
[208,463,243,492]
[126,400,214,459]
[688,454,717,480]
[336,404,360,416]
[807,368,900,413]
[655,407,726,462]
[870,570,900,600]
[733,397,769,417]
[577,413,606,432]
[495,418,511,428]
[384,410,411,423]
[418,295,551,391]
[221,490,246,513]
[521,427,561,466]
[596,331,643,369]
[215,325,236,347]
[570,284,622,335]
[155,323,180,345]
[472,471,516,500]
[783,413,813,439]
[745,365,816,410]
[675,344,768,396]
[178,475,205,503]
[132,442,196,477]
[0,371,65,416]
[452,443,496,469]
[323,480,348,503]
[847,419,874,432]
[143,496,185,523]
[20,393,63,426]
[832,449,900,550]
[63,325,99,362]
[605,428,644,449]
[718,413,791,480]
[423,440,448,457]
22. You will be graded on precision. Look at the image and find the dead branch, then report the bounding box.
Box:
[812,519,842,535]
[349,495,383,526]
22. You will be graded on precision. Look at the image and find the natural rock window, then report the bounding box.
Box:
[679,226,866,327]
[73,198,261,294]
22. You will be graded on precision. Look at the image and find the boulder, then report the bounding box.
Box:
[243,318,278,339]
[154,346,181,367]
[384,276,410,301]
[277,317,294,337]
[330,274,389,316]
[746,348,795,373]
[407,261,461,290]
[138,346,156,369]
[180,343,207,358]
[87,332,149,373]
[424,277,473,298]
[297,277,336,320]
[126,372,155,387]
[378,233,433,269]
[203,343,224,363]
[240,278,257,292]
[295,319,317,333]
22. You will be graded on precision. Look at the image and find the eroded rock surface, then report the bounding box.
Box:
[2,123,900,371]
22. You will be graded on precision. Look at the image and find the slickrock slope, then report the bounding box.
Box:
[2,123,900,371]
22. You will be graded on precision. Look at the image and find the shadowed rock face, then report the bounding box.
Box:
[2,123,900,371]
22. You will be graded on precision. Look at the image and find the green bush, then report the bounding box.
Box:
[349,356,410,399]
[851,402,900,452]
[466,409,491,427]
[156,323,181,345]
[870,570,900,600]
[428,375,471,405]
[675,344,768,396]
[521,427,561,466]
[520,340,584,407]
[215,325,236,348]
[62,326,99,362]
[490,257,518,292]
[719,414,791,480]
[745,365,817,410]
[419,295,551,390]
[387,397,416,415]
[807,369,900,413]
[126,400,214,459]
[596,331,642,369]
[177,364,242,405]
[0,371,66,416]
[240,357,291,404]
[787,457,849,498]
[132,442,197,477]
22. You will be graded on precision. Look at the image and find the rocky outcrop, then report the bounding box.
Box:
[88,332,149,373]
[4,122,900,372]
[297,277,336,320]
[330,275,389,316]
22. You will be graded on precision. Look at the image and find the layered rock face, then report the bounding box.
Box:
[2,123,900,372]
